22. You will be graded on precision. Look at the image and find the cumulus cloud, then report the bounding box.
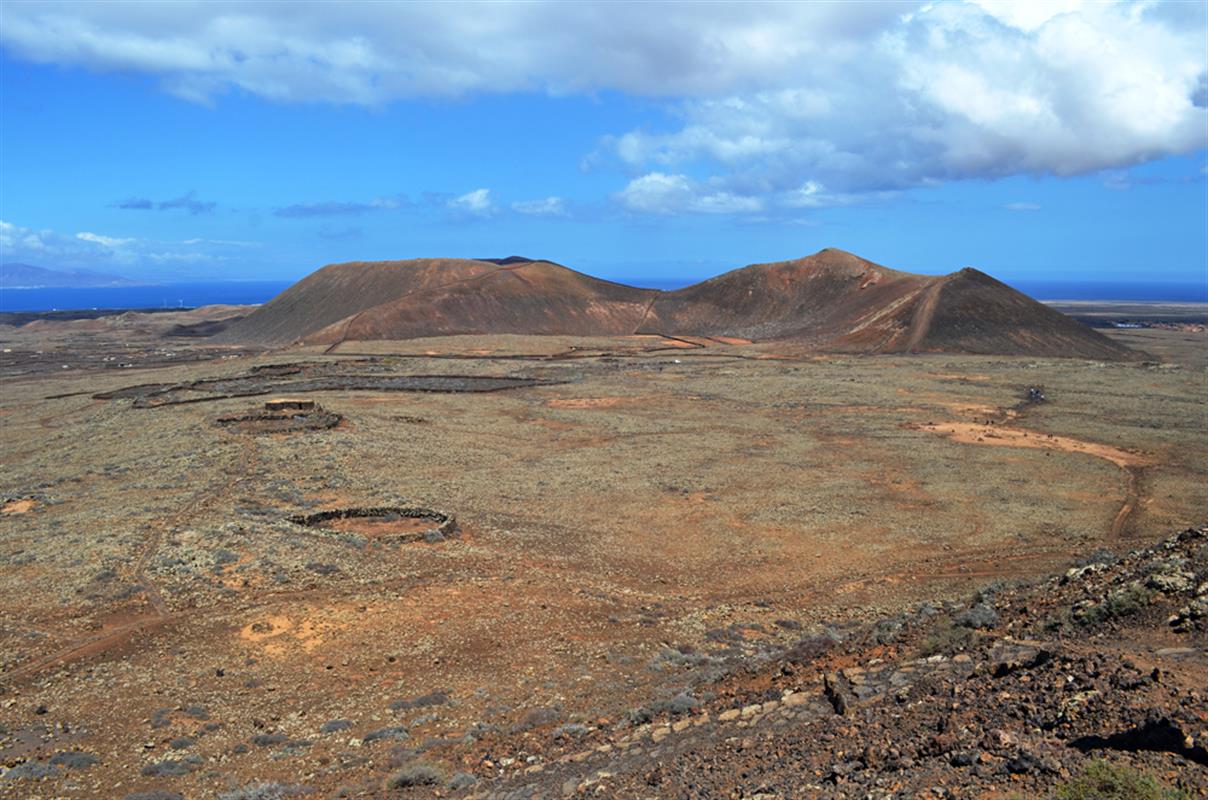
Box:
[618,173,762,215]
[76,231,134,248]
[447,188,495,216]
[0,2,909,102]
[603,3,1205,203]
[3,1,1204,213]
[0,219,257,275]
[512,196,568,217]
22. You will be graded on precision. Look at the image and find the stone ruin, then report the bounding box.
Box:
[288,506,458,543]
[216,398,342,434]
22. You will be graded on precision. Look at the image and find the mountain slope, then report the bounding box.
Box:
[220,249,1140,360]
[641,248,930,346]
[0,263,141,288]
[215,258,507,345]
[892,268,1138,359]
[304,260,657,345]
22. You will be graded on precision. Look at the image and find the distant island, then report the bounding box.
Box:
[0,262,147,289]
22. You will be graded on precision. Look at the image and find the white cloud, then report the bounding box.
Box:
[512,196,568,217]
[1,0,1203,214]
[76,231,134,248]
[0,220,258,277]
[617,173,694,214]
[447,188,495,216]
[1004,202,1041,211]
[617,173,762,215]
[0,2,911,102]
[967,0,1087,32]
[601,2,1207,207]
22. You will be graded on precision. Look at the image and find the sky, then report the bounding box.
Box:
[1,0,1206,288]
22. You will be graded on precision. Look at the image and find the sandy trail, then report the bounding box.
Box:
[915,419,1150,540]
[917,421,1149,470]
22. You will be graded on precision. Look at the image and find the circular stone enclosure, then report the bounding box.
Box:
[289,507,457,543]
[217,405,342,434]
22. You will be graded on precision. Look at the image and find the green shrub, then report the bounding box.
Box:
[384,761,445,789]
[1074,583,1155,626]
[916,620,976,657]
[1054,759,1189,800]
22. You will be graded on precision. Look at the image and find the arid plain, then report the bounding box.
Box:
[0,304,1205,797]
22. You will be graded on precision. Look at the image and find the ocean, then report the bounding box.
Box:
[0,278,1202,313]
[0,281,293,313]
[632,278,1206,302]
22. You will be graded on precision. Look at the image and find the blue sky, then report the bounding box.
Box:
[1,1,1205,288]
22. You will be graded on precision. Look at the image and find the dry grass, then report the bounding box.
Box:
[0,329,1204,796]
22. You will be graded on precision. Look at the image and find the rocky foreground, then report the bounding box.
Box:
[443,527,1207,799]
[4,527,1205,799]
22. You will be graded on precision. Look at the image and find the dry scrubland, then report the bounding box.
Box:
[0,323,1205,797]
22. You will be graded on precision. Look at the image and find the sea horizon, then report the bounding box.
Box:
[1,276,1205,313]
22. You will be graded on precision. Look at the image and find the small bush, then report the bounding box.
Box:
[1054,759,1190,800]
[448,772,477,790]
[3,760,62,779]
[249,733,288,747]
[320,719,353,734]
[384,761,446,789]
[956,603,999,630]
[1074,583,1155,626]
[627,691,700,724]
[140,755,201,777]
[647,646,715,671]
[552,723,590,739]
[390,691,449,712]
[511,706,562,732]
[362,725,409,743]
[182,704,209,720]
[49,750,100,769]
[917,620,976,657]
[218,783,313,800]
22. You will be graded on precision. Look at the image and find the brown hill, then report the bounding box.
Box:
[304,260,657,346]
[219,249,1139,360]
[215,258,506,345]
[640,248,930,347]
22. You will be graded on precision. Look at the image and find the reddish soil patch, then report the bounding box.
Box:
[547,397,628,409]
[1,498,35,515]
[916,420,1149,469]
[323,514,439,538]
[288,506,457,542]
